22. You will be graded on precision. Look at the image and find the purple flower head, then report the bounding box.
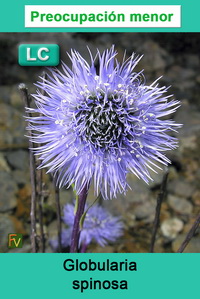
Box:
[28,46,181,199]
[50,202,123,250]
[63,202,123,247]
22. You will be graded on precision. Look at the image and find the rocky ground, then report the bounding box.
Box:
[0,32,200,253]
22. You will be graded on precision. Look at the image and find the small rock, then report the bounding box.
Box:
[47,220,59,241]
[0,171,17,212]
[13,169,30,185]
[0,214,15,252]
[137,40,170,72]
[124,212,136,228]
[161,218,184,239]
[168,195,193,215]
[174,100,200,137]
[134,200,156,220]
[0,103,27,148]
[179,135,197,152]
[168,166,179,181]
[192,190,200,206]
[15,184,31,218]
[184,54,199,69]
[165,66,195,83]
[6,150,29,170]
[0,86,11,104]
[172,235,200,253]
[196,75,200,84]
[168,179,195,198]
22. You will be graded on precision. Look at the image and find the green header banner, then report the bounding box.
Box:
[0,0,199,32]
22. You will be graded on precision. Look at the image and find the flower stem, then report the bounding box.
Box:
[70,183,89,253]
[150,171,168,253]
[19,83,37,253]
[177,212,200,253]
[53,173,62,253]
[80,242,88,253]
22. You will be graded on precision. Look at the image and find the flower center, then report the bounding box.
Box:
[86,99,125,147]
[75,90,133,151]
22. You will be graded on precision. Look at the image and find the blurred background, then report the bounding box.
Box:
[0,32,200,253]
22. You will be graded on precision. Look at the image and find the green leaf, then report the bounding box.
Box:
[79,193,102,230]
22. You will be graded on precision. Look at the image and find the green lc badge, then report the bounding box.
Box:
[18,44,60,66]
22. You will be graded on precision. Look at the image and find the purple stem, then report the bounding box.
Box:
[70,183,89,253]
[38,72,47,253]
[53,174,62,253]
[80,242,88,253]
[177,212,200,253]
[19,83,37,253]
[150,172,168,253]
[38,169,45,252]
